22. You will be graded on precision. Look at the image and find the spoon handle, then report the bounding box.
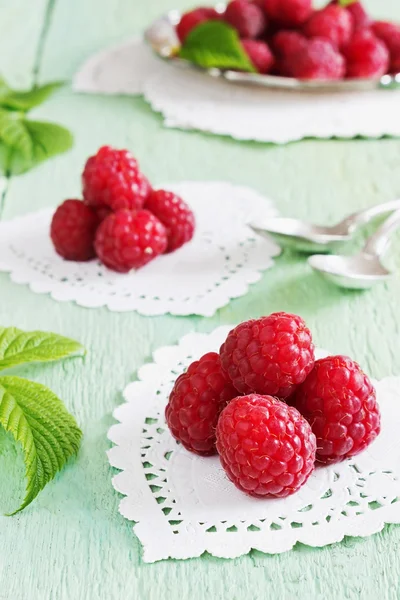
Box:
[363,209,400,258]
[342,199,400,233]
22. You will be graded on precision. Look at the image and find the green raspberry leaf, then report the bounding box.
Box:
[0,81,63,112]
[338,0,357,6]
[0,376,82,514]
[0,77,72,175]
[179,21,256,73]
[0,327,84,371]
[0,109,33,158]
[0,117,73,175]
[0,77,11,97]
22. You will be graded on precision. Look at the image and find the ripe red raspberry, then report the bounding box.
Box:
[94,209,167,272]
[50,199,99,261]
[303,5,354,49]
[224,0,267,39]
[345,2,370,30]
[285,38,345,79]
[344,29,390,79]
[82,146,151,213]
[145,189,195,253]
[177,8,220,43]
[292,356,381,464]
[264,0,312,28]
[220,313,315,399]
[241,40,274,74]
[329,1,370,31]
[216,395,316,497]
[372,21,400,74]
[272,30,308,58]
[165,352,238,456]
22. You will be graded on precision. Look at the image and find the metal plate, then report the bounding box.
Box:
[145,6,400,93]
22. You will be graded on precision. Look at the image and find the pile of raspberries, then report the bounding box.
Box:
[177,0,400,80]
[50,146,195,273]
[165,312,381,498]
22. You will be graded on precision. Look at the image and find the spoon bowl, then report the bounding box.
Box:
[308,253,391,289]
[308,210,400,289]
[250,220,350,254]
[250,199,400,254]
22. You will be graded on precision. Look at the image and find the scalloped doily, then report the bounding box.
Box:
[74,37,400,144]
[0,182,279,316]
[108,326,400,563]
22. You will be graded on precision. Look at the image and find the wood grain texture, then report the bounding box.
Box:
[1,1,400,599]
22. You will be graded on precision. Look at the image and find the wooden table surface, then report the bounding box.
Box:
[1,1,400,598]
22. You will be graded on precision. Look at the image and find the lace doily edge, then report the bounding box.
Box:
[0,259,278,316]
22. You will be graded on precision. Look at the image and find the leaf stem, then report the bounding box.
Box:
[0,173,10,220]
[32,0,57,86]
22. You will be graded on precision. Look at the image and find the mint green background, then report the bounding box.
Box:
[1,1,400,598]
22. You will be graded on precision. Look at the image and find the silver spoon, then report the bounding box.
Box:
[250,199,400,254]
[308,209,400,289]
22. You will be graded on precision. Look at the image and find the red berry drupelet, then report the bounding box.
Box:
[344,1,370,30]
[94,209,167,272]
[50,199,99,261]
[242,40,275,74]
[272,30,308,58]
[145,189,195,253]
[264,0,312,28]
[292,356,381,464]
[82,146,151,213]
[220,313,315,399]
[216,395,317,497]
[329,1,370,31]
[303,5,354,50]
[165,352,238,456]
[224,0,267,39]
[344,30,390,79]
[177,7,220,43]
[285,38,345,80]
[372,21,400,74]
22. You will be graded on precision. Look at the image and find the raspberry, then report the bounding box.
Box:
[224,0,267,39]
[292,356,381,464]
[303,5,354,49]
[216,395,316,497]
[345,2,370,30]
[264,0,312,28]
[272,30,308,58]
[241,40,274,74]
[94,209,167,272]
[284,38,345,80]
[372,21,400,74]
[165,352,238,456]
[344,29,390,79]
[145,189,195,253]
[220,313,315,399]
[50,199,99,261]
[82,146,151,213]
[330,1,370,31]
[177,8,220,43]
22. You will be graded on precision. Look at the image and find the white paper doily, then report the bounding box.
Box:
[0,182,279,316]
[74,37,400,144]
[108,326,400,563]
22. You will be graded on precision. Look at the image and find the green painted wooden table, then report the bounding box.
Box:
[1,1,400,598]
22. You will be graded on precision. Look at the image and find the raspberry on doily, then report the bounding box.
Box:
[107,326,400,563]
[0,182,280,316]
